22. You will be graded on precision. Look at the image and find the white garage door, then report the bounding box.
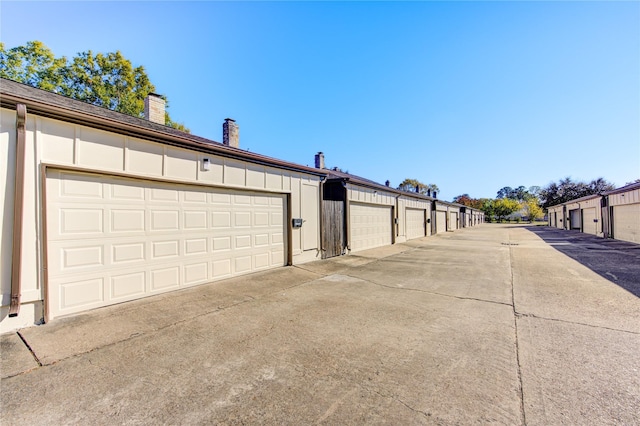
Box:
[581,208,598,235]
[349,202,392,252]
[46,170,286,319]
[435,211,447,234]
[569,209,581,230]
[613,204,640,244]
[450,212,458,230]
[406,208,426,240]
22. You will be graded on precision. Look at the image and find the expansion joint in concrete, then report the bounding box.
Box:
[508,240,527,426]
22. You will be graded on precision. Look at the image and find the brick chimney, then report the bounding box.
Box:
[385,180,390,187]
[315,152,325,169]
[144,93,165,125]
[223,118,239,148]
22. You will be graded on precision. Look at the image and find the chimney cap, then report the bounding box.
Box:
[225,118,236,122]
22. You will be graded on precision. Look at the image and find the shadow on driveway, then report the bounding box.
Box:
[525,226,640,298]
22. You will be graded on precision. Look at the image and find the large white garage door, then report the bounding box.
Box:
[613,204,640,244]
[349,202,392,252]
[406,208,426,240]
[435,211,447,234]
[581,208,597,235]
[46,170,286,319]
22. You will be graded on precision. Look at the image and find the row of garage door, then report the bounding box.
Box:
[47,171,440,319]
[565,205,639,242]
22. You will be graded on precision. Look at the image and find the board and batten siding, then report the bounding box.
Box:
[1,107,321,331]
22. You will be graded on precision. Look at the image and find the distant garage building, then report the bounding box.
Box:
[546,182,640,244]
[315,153,433,257]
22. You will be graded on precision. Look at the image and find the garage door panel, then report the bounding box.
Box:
[350,202,392,252]
[436,211,446,234]
[46,170,287,319]
[581,208,597,235]
[614,204,640,243]
[406,208,426,240]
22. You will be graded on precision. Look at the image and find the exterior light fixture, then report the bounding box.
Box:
[203,158,211,171]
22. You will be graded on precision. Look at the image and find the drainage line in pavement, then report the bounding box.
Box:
[17,331,42,367]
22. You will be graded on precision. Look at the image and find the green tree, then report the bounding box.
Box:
[493,198,521,222]
[1,40,189,132]
[398,178,439,195]
[539,177,615,209]
[0,41,66,91]
[524,198,544,222]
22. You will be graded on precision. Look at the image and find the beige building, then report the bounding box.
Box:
[603,182,640,244]
[1,79,326,332]
[546,181,640,243]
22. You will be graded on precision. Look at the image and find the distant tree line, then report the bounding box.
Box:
[453,177,617,223]
[0,40,188,132]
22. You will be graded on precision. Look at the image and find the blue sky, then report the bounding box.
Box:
[2,1,638,201]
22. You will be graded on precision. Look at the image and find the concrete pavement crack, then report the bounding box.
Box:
[19,278,320,370]
[16,331,42,367]
[514,312,640,335]
[365,387,431,419]
[348,274,513,308]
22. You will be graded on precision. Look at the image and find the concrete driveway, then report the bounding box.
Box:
[2,224,639,425]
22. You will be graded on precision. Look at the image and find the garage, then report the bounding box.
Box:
[569,209,581,230]
[449,212,458,230]
[581,208,598,235]
[406,208,426,240]
[46,169,286,319]
[613,204,640,244]
[349,202,393,252]
[435,210,447,234]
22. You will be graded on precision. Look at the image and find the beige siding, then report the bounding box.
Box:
[1,109,322,331]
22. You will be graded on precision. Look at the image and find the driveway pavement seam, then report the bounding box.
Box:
[509,243,527,426]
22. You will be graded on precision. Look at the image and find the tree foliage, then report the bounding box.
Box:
[452,194,484,210]
[398,178,439,195]
[539,177,615,209]
[1,41,188,132]
[524,199,544,222]
[496,185,539,202]
[492,198,522,222]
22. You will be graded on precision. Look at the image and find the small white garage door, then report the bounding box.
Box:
[350,202,392,252]
[46,170,286,319]
[581,208,598,235]
[613,204,640,243]
[406,208,426,240]
[435,211,447,234]
[450,212,458,230]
